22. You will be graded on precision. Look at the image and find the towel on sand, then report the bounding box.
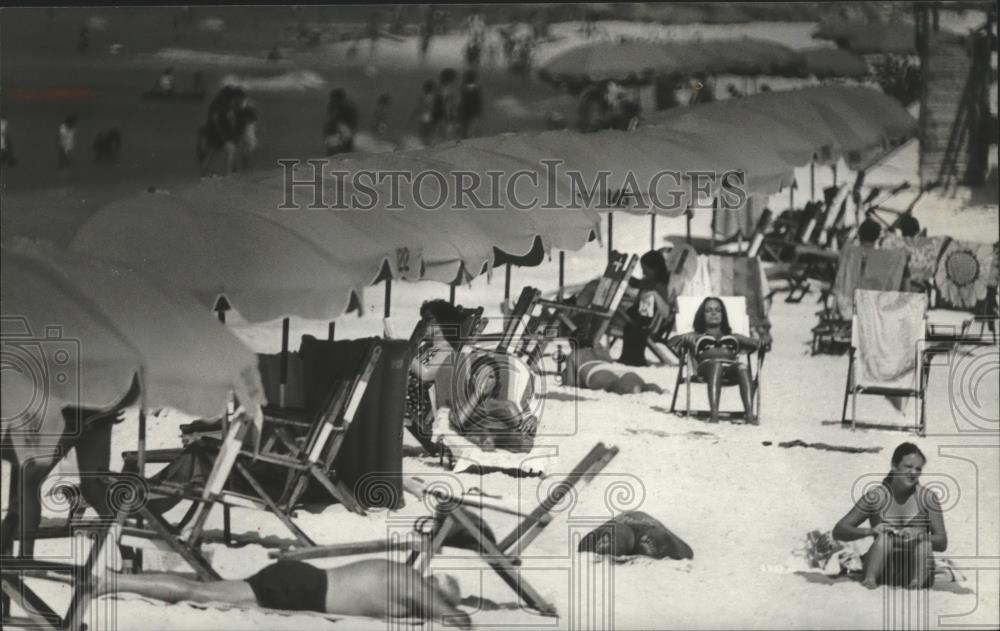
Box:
[854,290,927,391]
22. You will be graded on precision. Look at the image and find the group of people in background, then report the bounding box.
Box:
[413,68,484,145]
[198,84,258,175]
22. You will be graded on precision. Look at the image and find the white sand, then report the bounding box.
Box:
[4,13,998,631]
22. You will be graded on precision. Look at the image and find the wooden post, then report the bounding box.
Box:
[558,251,565,300]
[649,213,656,251]
[504,264,512,306]
[789,180,795,210]
[607,212,614,263]
[810,160,816,202]
[685,207,692,243]
[328,321,336,341]
[280,318,290,408]
[384,278,392,318]
[832,163,837,187]
[449,284,456,305]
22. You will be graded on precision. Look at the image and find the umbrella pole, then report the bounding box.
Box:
[504,264,512,309]
[449,284,456,305]
[649,213,656,251]
[788,181,795,211]
[810,160,816,202]
[558,251,565,301]
[685,207,692,243]
[280,318,290,408]
[383,279,392,337]
[328,322,336,341]
[607,212,614,262]
[832,163,838,187]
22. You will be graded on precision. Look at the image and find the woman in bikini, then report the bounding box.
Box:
[833,442,947,589]
[666,297,760,424]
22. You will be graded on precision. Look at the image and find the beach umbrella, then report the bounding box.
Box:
[812,21,920,55]
[540,40,681,85]
[661,39,807,77]
[801,47,869,78]
[1,240,264,421]
[68,188,375,323]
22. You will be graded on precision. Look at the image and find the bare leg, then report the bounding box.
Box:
[698,362,724,422]
[733,364,756,424]
[862,533,891,589]
[907,540,933,589]
[99,572,255,606]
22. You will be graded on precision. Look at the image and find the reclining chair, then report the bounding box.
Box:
[668,296,766,422]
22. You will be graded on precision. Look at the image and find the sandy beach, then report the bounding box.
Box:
[3,6,999,630]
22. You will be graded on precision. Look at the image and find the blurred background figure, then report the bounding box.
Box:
[1,113,15,167]
[438,68,460,141]
[57,114,78,169]
[198,85,251,175]
[413,79,439,146]
[324,88,358,155]
[373,94,391,138]
[155,68,176,96]
[93,127,123,164]
[459,69,483,139]
[236,93,259,170]
[465,10,485,68]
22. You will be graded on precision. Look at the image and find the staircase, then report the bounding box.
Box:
[918,12,994,190]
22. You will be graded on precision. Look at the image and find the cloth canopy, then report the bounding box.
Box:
[801,47,869,78]
[812,21,927,55]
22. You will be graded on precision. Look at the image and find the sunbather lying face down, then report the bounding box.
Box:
[832,442,948,590]
[93,559,471,628]
[665,297,761,424]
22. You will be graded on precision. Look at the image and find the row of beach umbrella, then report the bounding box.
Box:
[539,38,870,85]
[2,85,917,428]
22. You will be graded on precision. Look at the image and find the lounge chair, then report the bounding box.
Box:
[811,243,910,355]
[271,442,620,617]
[1,519,118,630]
[842,289,931,434]
[116,335,408,564]
[668,296,766,422]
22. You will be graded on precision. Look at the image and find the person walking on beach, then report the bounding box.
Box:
[324,88,358,155]
[413,80,439,146]
[833,442,947,589]
[458,69,483,138]
[57,114,78,169]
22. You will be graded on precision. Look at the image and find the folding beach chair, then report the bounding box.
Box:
[117,336,407,559]
[1,517,120,631]
[677,208,775,259]
[668,296,766,422]
[272,442,620,617]
[811,244,909,355]
[842,290,931,435]
[511,251,639,369]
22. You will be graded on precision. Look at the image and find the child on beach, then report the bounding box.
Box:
[666,297,761,424]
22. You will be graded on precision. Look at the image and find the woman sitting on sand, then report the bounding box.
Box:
[404,300,466,454]
[666,297,760,424]
[833,442,947,590]
[619,250,673,367]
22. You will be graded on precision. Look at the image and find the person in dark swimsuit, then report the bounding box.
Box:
[666,297,760,424]
[833,442,947,590]
[619,250,672,367]
[92,559,469,627]
[404,300,466,454]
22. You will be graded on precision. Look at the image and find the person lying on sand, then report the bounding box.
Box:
[666,297,761,424]
[833,442,947,590]
[92,558,470,628]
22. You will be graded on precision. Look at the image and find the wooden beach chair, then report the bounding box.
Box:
[271,442,620,617]
[1,518,119,630]
[842,289,931,435]
[668,296,766,422]
[116,336,407,563]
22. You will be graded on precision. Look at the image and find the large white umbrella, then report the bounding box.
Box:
[1,240,264,426]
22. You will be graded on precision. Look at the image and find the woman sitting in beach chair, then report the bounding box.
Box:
[666,297,762,424]
[833,442,947,590]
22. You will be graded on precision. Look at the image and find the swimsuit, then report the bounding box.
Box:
[694,334,740,356]
[404,343,441,432]
[245,560,327,612]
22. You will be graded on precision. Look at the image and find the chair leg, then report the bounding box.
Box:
[841,353,853,427]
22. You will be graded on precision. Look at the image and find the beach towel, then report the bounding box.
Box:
[854,290,927,391]
[902,236,947,286]
[934,239,998,310]
[832,245,909,318]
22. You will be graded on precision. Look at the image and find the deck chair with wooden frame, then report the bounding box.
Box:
[510,251,639,372]
[842,289,931,435]
[675,207,775,259]
[668,296,765,422]
[1,511,124,630]
[271,441,620,617]
[117,339,385,557]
